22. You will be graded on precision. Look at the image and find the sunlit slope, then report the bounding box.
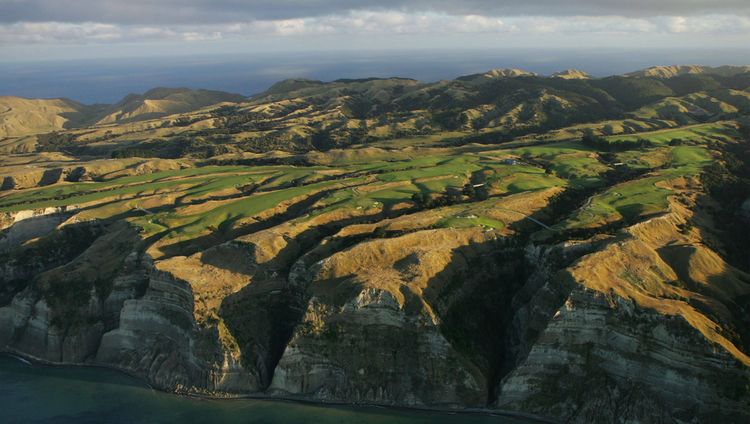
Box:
[94,88,246,125]
[0,88,245,139]
[551,69,591,79]
[0,97,89,137]
[627,65,750,79]
[2,66,750,157]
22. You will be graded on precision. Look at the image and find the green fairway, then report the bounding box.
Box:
[132,177,360,239]
[605,122,735,145]
[437,215,505,230]
[0,120,730,248]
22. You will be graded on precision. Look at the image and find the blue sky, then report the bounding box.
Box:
[1,1,749,61]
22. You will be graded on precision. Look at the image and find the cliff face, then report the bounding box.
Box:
[1,180,748,423]
[96,269,205,391]
[268,228,500,407]
[0,207,74,253]
[269,290,486,406]
[497,287,749,423]
[0,221,138,363]
[0,186,748,424]
[494,190,750,422]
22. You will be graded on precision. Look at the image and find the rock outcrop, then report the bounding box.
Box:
[269,228,499,407]
[0,207,74,252]
[496,287,750,423]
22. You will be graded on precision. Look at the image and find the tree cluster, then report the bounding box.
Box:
[581,130,653,152]
[410,183,490,210]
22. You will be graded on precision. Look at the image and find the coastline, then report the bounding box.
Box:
[1,349,557,424]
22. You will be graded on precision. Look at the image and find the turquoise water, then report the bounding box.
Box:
[0,355,532,424]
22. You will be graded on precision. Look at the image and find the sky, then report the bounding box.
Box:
[1,0,750,61]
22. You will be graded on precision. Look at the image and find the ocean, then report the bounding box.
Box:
[1,47,748,104]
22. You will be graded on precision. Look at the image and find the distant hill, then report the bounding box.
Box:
[2,65,750,155]
[456,68,537,82]
[0,88,245,137]
[481,68,537,79]
[0,97,90,137]
[261,79,326,97]
[94,87,246,125]
[551,69,591,79]
[627,65,750,79]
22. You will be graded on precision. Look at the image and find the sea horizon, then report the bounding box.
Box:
[2,47,749,104]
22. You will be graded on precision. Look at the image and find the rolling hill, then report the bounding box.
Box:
[0,96,90,137]
[0,88,245,139]
[627,64,750,79]
[93,87,246,125]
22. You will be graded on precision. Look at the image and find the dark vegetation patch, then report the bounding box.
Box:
[700,124,750,272]
[0,223,105,306]
[36,131,79,152]
[581,130,654,152]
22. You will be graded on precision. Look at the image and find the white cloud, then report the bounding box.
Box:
[1,11,749,45]
[658,15,750,34]
[182,31,222,41]
[0,22,122,43]
[450,15,513,32]
[524,16,657,34]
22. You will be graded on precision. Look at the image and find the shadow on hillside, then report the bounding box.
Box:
[0,210,72,253]
[690,189,750,359]
[0,219,109,306]
[218,279,306,389]
[205,210,395,389]
[156,185,365,258]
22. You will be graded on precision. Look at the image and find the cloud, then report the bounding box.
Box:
[3,11,750,46]
[0,1,748,49]
[0,0,749,26]
[182,31,222,41]
[0,22,124,43]
[658,14,750,34]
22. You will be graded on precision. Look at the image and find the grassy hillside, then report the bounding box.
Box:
[0,88,245,140]
[0,97,89,137]
[3,66,749,157]
[94,88,246,125]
